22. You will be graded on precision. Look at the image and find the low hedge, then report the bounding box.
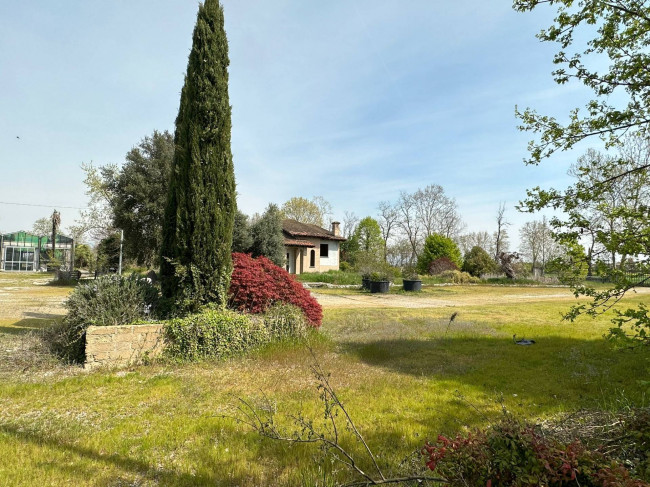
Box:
[164,309,268,361]
[164,304,310,361]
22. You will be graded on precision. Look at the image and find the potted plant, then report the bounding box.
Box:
[369,271,390,293]
[361,273,371,290]
[402,273,422,292]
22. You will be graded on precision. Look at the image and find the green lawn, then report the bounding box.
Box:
[0,276,648,486]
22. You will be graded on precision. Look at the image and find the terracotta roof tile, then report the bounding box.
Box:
[282,219,346,241]
[284,239,316,247]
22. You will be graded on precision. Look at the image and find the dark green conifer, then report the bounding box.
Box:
[160,0,235,309]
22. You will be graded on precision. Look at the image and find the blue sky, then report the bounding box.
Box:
[0,1,598,246]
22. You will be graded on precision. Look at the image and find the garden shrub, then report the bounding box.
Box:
[422,414,650,486]
[439,270,479,284]
[427,257,459,275]
[164,309,268,361]
[262,302,308,341]
[229,253,322,327]
[46,274,159,363]
[462,245,497,277]
[417,234,462,274]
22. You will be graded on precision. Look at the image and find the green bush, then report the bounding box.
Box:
[263,303,308,341]
[47,274,159,363]
[417,234,463,274]
[164,309,269,361]
[439,270,479,284]
[462,246,497,277]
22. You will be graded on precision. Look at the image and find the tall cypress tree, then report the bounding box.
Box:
[160,0,235,309]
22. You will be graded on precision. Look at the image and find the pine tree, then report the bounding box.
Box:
[160,0,236,309]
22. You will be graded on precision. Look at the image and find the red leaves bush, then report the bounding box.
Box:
[229,253,322,327]
[427,256,459,275]
[422,416,649,487]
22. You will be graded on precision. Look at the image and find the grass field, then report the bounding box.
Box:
[0,273,648,485]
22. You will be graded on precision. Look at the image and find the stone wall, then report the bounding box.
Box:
[84,324,164,370]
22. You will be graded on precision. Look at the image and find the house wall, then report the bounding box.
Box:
[286,238,341,274]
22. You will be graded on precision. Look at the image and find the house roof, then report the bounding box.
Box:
[282,219,346,242]
[284,239,315,248]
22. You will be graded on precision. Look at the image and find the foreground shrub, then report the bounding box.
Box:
[263,302,309,341]
[422,413,650,487]
[46,275,158,363]
[229,253,322,327]
[164,309,268,361]
[439,270,479,284]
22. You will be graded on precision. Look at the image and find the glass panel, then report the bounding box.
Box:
[20,263,27,271]
[21,249,29,262]
[12,263,19,271]
[26,264,33,271]
[5,248,12,262]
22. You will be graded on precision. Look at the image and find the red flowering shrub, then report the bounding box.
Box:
[422,416,649,487]
[229,253,322,327]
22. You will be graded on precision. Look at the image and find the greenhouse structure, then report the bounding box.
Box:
[0,231,74,272]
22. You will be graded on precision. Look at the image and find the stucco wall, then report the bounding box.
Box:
[85,323,164,370]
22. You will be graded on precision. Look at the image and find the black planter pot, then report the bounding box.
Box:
[370,280,390,293]
[402,279,422,292]
[361,278,371,290]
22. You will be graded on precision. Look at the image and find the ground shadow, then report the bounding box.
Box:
[338,335,650,410]
[0,423,217,486]
[0,318,55,335]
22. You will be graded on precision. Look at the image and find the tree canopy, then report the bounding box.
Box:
[417,234,462,275]
[514,0,650,163]
[250,204,285,267]
[281,196,332,227]
[516,0,650,346]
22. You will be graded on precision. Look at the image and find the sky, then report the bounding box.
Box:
[0,1,600,247]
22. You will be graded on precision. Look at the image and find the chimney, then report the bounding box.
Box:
[331,221,340,236]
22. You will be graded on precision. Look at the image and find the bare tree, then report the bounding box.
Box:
[342,211,360,240]
[396,191,421,265]
[493,202,510,262]
[312,195,334,226]
[519,217,560,276]
[376,201,399,262]
[74,162,118,242]
[457,231,493,256]
[412,184,464,239]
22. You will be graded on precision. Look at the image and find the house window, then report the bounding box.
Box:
[310,249,315,267]
[320,243,329,258]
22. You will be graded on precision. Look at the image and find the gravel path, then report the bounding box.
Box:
[312,287,650,309]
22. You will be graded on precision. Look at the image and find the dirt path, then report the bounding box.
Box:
[313,286,650,309]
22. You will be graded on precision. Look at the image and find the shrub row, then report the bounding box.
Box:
[164,303,308,361]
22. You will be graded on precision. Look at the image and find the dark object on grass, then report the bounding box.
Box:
[403,279,422,292]
[513,334,536,345]
[445,312,458,336]
[370,280,389,293]
[361,277,371,290]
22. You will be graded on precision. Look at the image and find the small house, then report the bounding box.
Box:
[282,219,346,274]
